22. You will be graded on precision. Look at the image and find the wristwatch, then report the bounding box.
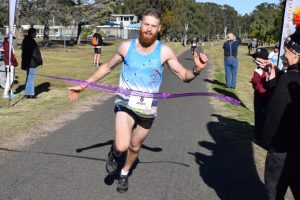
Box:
[193,66,201,76]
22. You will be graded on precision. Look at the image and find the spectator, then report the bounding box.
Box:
[223,33,241,89]
[92,30,103,67]
[248,40,252,54]
[191,37,197,55]
[21,28,43,99]
[251,38,258,54]
[2,34,18,99]
[251,48,271,141]
[262,28,300,200]
[268,44,280,70]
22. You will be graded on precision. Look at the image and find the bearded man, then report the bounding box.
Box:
[68,8,208,193]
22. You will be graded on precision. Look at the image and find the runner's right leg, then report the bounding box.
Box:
[117,125,150,193]
[106,111,135,175]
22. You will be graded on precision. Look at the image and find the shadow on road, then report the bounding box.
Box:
[188,114,267,200]
[75,140,190,186]
[76,140,163,153]
[0,147,107,162]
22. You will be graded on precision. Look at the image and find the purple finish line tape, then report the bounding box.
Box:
[43,75,241,106]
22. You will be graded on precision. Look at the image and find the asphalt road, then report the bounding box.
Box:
[0,49,267,200]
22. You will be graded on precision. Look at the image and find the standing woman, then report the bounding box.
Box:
[21,28,43,99]
[2,34,18,99]
[262,28,300,200]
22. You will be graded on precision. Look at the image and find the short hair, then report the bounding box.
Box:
[28,28,36,36]
[142,8,161,22]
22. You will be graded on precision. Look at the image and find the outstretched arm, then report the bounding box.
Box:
[68,41,129,100]
[163,45,208,83]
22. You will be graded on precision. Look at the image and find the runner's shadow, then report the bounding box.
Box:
[75,140,162,153]
[188,114,267,200]
[79,140,163,186]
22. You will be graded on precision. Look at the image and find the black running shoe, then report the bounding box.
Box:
[117,175,128,193]
[106,151,118,175]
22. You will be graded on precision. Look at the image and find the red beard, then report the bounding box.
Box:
[139,30,157,47]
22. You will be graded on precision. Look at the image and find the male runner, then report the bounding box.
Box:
[68,8,208,193]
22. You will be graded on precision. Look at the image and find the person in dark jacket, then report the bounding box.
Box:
[251,48,271,141]
[21,28,43,99]
[223,33,241,89]
[262,28,300,200]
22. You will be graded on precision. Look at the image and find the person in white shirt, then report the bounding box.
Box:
[268,44,280,70]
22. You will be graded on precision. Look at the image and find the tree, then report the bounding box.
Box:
[17,0,75,45]
[249,3,282,44]
[87,0,119,25]
[222,5,238,38]
[0,0,9,27]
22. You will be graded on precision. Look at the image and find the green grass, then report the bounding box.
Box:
[0,41,188,140]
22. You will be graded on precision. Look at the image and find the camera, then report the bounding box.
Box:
[253,60,271,72]
[253,59,263,66]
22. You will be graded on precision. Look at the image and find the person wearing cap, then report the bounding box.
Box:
[223,33,241,89]
[2,34,18,99]
[268,44,280,69]
[251,48,271,142]
[250,38,258,54]
[21,28,43,99]
[262,28,300,200]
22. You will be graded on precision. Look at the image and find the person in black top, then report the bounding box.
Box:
[262,28,300,200]
[21,28,43,99]
[92,30,103,67]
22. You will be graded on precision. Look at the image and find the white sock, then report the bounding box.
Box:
[121,169,129,176]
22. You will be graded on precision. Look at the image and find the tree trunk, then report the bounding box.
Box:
[43,20,50,46]
[76,22,82,45]
[182,22,189,46]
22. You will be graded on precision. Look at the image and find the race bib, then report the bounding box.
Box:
[128,95,153,110]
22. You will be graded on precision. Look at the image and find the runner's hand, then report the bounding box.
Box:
[68,85,85,101]
[194,52,208,70]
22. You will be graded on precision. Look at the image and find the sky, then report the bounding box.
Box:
[196,0,280,15]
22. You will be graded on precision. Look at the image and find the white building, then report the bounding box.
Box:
[20,25,77,40]
[97,14,140,40]
[110,14,138,27]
